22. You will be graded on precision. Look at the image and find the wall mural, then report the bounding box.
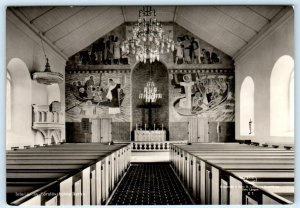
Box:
[66,23,233,68]
[169,72,235,122]
[65,72,130,122]
[175,35,220,64]
[65,23,234,125]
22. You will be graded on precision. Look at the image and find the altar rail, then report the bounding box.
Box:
[131,141,187,152]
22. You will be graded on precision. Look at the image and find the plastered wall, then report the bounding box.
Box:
[235,13,294,144]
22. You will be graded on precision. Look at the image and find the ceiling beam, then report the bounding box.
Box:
[28,7,56,24]
[121,6,127,22]
[8,8,68,60]
[173,6,178,22]
[43,7,86,35]
[245,6,271,22]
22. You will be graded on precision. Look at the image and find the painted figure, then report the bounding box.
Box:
[182,35,191,64]
[113,36,121,64]
[175,37,184,64]
[106,79,121,107]
[191,38,201,64]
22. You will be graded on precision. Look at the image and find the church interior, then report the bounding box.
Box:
[5,5,294,205]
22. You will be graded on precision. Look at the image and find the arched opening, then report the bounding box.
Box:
[131,61,169,134]
[47,83,61,105]
[7,58,32,148]
[270,55,294,137]
[240,76,255,136]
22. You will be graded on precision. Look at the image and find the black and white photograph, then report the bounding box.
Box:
[4,4,295,206]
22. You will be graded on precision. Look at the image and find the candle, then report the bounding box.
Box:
[145,123,147,130]
[136,123,138,130]
[162,123,163,130]
[154,124,155,130]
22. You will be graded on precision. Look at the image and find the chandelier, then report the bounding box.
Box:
[139,65,162,103]
[121,6,175,63]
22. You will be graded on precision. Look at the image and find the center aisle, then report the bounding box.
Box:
[108,163,193,205]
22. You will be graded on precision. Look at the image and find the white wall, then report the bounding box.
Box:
[6,10,67,149]
[235,11,294,144]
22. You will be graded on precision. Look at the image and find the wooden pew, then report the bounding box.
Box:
[7,144,130,206]
[7,143,131,206]
[170,143,294,205]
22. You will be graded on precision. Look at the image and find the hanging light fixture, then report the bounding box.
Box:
[122,6,175,63]
[139,64,162,103]
[32,33,64,85]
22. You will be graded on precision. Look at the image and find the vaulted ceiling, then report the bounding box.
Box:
[10,6,285,59]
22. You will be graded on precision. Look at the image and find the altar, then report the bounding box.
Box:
[134,130,166,142]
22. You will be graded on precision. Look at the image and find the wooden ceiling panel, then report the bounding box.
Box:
[62,15,124,57]
[176,14,240,56]
[32,6,85,34]
[56,7,123,56]
[18,7,54,22]
[45,7,112,43]
[180,6,256,42]
[12,5,285,58]
[247,6,283,20]
[215,6,269,32]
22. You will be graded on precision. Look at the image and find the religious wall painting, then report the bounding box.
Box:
[170,72,235,121]
[66,72,130,122]
[174,35,221,65]
[66,23,233,68]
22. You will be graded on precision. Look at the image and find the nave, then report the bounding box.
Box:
[5,5,295,206]
[108,163,192,205]
[6,141,294,205]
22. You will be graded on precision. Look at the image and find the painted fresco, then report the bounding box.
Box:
[169,72,235,122]
[66,72,130,122]
[65,23,234,124]
[66,23,233,68]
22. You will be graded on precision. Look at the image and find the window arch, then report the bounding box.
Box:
[270,55,294,136]
[6,72,12,130]
[6,58,32,148]
[240,76,255,136]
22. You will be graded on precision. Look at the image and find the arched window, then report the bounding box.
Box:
[270,55,294,137]
[6,58,32,149]
[240,76,255,136]
[6,72,12,130]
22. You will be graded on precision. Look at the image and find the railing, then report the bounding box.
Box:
[32,104,64,124]
[131,141,187,151]
[32,103,64,142]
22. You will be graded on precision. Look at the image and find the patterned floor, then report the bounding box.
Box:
[108,163,193,205]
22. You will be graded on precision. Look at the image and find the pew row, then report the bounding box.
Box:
[170,143,294,205]
[7,143,131,205]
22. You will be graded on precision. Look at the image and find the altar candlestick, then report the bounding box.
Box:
[162,124,163,130]
[145,123,147,130]
[136,123,138,130]
[154,124,155,130]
